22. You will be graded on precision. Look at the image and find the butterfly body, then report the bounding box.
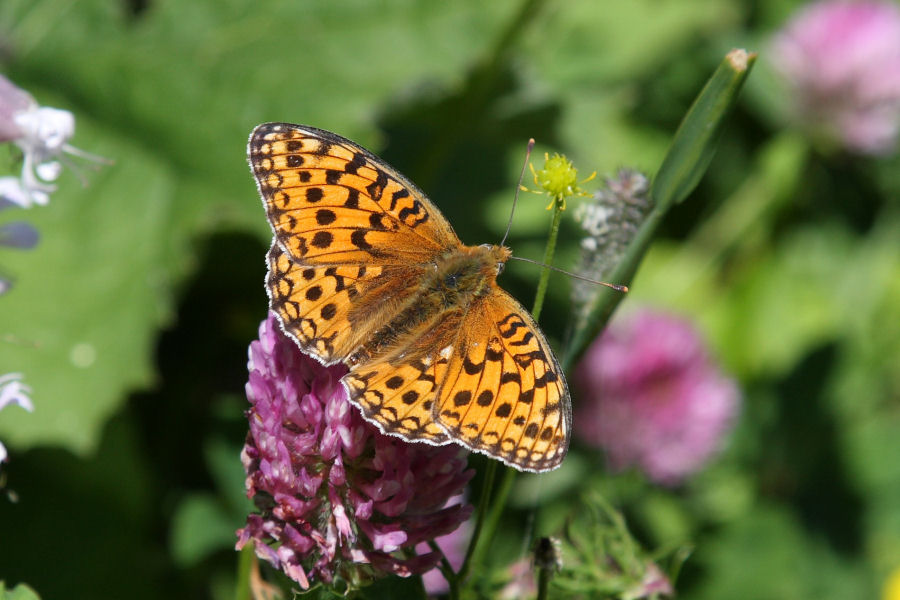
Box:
[348,244,511,366]
[251,123,569,472]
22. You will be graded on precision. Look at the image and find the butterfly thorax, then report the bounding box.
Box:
[349,244,511,365]
[431,244,511,301]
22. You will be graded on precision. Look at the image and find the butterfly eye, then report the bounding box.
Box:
[444,272,460,287]
[496,262,505,275]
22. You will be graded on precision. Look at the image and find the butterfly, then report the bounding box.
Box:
[249,123,570,472]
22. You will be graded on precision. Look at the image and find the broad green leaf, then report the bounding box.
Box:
[0,118,175,451]
[170,494,238,566]
[0,583,41,600]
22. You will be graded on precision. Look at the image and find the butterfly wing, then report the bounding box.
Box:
[342,286,570,472]
[267,241,431,365]
[435,288,570,472]
[252,122,571,471]
[342,312,463,445]
[250,123,459,267]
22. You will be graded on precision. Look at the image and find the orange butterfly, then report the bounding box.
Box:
[249,123,569,472]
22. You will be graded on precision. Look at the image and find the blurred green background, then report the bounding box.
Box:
[1,0,898,598]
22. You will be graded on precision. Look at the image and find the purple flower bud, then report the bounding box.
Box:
[772,1,900,155]
[0,221,40,249]
[0,75,35,143]
[574,309,740,486]
[237,314,474,590]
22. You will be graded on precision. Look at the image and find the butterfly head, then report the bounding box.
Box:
[479,243,512,276]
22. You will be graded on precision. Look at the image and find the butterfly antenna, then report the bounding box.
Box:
[500,138,535,248]
[508,255,629,292]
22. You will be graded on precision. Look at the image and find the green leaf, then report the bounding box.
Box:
[564,49,755,369]
[0,117,176,452]
[0,583,41,600]
[651,49,757,210]
[170,493,239,567]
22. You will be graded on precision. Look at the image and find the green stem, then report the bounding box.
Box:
[477,465,517,560]
[429,538,460,599]
[536,564,551,600]
[532,199,564,320]
[457,459,498,584]
[411,574,429,600]
[234,543,254,600]
[458,192,564,592]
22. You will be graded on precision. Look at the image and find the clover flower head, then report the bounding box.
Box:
[237,314,474,590]
[771,0,900,155]
[574,309,740,486]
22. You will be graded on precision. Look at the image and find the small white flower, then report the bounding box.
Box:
[0,373,33,468]
[0,373,33,413]
[0,74,106,208]
[0,176,30,208]
[8,105,77,207]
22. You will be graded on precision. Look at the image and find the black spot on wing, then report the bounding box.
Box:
[345,152,366,175]
[351,229,372,250]
[389,188,409,211]
[311,231,333,249]
[453,391,472,407]
[305,187,324,203]
[463,356,484,375]
[366,168,388,201]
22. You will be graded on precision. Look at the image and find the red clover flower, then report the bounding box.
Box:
[574,309,740,486]
[237,314,474,590]
[772,1,900,155]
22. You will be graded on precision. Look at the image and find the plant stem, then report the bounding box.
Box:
[532,199,564,320]
[458,192,564,592]
[234,543,254,600]
[536,564,551,600]
[458,459,497,584]
[429,539,460,600]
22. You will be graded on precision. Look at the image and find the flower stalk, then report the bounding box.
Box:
[459,165,574,592]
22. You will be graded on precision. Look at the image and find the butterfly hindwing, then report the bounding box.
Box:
[342,315,462,444]
[267,241,427,365]
[435,289,570,472]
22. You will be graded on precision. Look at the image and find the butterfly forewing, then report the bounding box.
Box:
[250,123,459,266]
[252,122,572,472]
